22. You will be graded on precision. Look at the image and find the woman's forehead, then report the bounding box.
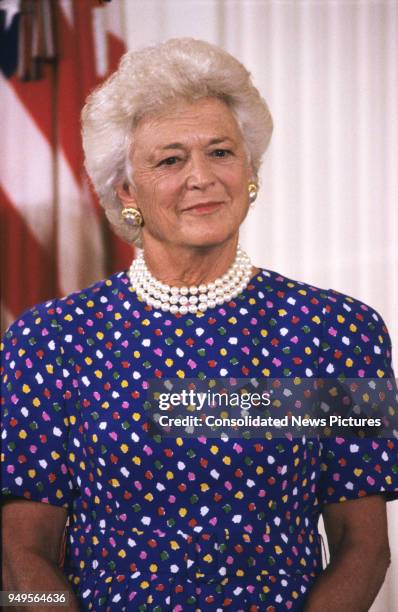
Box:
[132,97,244,151]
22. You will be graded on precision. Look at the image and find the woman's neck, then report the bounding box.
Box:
[140,237,241,287]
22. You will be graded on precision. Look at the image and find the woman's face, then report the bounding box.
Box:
[119,97,253,251]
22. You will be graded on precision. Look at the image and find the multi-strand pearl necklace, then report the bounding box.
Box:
[128,246,253,315]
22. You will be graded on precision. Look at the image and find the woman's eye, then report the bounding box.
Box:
[211,149,232,158]
[158,156,180,166]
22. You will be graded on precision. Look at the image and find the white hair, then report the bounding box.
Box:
[81,38,273,245]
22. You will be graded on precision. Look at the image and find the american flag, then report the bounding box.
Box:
[0,0,132,333]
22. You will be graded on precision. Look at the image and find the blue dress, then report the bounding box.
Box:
[2,268,398,611]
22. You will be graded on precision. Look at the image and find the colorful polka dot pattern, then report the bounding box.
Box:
[1,269,398,611]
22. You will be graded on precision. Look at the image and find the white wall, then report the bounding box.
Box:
[121,1,398,609]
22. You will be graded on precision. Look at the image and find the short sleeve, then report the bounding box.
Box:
[1,302,75,508]
[317,289,398,505]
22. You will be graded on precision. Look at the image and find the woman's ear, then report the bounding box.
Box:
[116,183,137,207]
[248,161,256,183]
[247,162,256,185]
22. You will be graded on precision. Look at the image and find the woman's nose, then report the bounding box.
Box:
[185,153,216,190]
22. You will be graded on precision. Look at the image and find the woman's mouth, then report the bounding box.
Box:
[183,201,224,214]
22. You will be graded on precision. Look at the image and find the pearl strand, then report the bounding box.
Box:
[127,246,253,315]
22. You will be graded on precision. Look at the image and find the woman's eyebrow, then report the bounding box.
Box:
[154,137,236,152]
[155,142,186,151]
[148,143,185,162]
[208,137,235,146]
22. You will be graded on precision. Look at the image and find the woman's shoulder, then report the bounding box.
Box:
[257,267,327,305]
[258,267,389,335]
[257,267,393,377]
[2,271,131,343]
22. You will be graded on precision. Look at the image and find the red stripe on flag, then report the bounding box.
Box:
[105,31,132,273]
[56,2,133,275]
[1,186,60,321]
[108,32,125,73]
[83,178,132,276]
[56,3,98,194]
[2,0,133,332]
[103,223,134,276]
[9,68,55,149]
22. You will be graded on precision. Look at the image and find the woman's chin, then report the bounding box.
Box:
[172,218,240,249]
[177,230,237,250]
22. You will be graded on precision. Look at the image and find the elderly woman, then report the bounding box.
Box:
[2,38,397,612]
